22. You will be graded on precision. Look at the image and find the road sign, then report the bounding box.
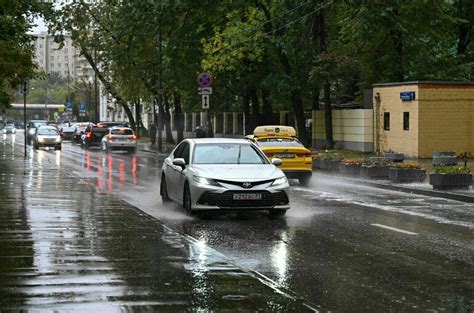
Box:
[66,102,73,111]
[79,103,86,112]
[197,72,213,87]
[202,95,210,110]
[198,87,212,95]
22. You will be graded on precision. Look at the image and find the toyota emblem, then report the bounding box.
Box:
[242,182,252,188]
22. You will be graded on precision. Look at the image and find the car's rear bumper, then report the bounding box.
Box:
[283,170,312,179]
[108,142,137,149]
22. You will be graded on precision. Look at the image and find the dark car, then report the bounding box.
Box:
[72,127,85,144]
[81,125,109,149]
[27,120,48,144]
[60,126,76,141]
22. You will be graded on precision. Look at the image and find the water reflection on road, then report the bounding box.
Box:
[4,136,472,312]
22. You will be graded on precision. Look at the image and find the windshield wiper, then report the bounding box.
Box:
[237,144,242,164]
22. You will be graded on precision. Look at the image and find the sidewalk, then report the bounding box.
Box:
[0,143,311,310]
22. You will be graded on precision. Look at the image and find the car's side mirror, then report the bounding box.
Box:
[173,158,186,168]
[271,158,282,166]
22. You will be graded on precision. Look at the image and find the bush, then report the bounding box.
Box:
[433,165,470,174]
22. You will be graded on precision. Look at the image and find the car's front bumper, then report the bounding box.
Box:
[190,181,290,211]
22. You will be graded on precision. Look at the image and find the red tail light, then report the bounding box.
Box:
[297,153,312,158]
[131,134,137,140]
[86,132,92,138]
[108,135,114,140]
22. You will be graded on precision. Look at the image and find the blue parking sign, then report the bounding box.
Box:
[66,102,73,111]
[79,103,86,111]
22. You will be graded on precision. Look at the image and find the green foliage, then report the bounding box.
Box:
[0,0,52,110]
[433,165,471,174]
[47,0,473,126]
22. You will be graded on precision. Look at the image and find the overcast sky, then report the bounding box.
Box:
[31,17,48,34]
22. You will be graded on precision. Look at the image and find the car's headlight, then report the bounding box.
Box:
[38,138,45,143]
[55,138,61,142]
[272,176,288,186]
[193,175,219,186]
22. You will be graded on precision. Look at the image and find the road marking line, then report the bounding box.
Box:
[371,223,418,235]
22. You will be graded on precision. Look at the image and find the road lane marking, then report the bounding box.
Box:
[371,223,418,235]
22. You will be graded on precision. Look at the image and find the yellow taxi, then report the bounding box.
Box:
[249,125,314,185]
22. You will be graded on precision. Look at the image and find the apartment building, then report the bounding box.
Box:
[33,32,75,79]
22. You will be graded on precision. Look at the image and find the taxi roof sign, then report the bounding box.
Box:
[253,125,296,137]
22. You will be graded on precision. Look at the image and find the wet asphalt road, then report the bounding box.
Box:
[1,132,473,312]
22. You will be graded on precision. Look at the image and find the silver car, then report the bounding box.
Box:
[33,126,62,150]
[101,126,137,153]
[160,138,290,216]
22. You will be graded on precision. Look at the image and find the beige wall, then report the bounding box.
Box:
[313,109,373,151]
[418,85,474,157]
[373,85,420,157]
[373,83,474,158]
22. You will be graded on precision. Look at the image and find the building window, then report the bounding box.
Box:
[50,63,54,68]
[403,112,409,131]
[383,112,390,131]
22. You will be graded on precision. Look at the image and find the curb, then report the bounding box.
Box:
[318,173,474,204]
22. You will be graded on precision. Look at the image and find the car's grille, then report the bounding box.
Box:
[215,179,274,188]
[197,191,288,208]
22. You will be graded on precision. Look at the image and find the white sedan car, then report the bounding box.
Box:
[101,126,137,153]
[160,138,290,216]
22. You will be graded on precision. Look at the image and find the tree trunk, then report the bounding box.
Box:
[174,93,184,142]
[80,46,136,128]
[134,99,140,136]
[261,88,273,124]
[242,90,252,135]
[164,102,174,143]
[317,8,333,149]
[323,82,334,149]
[256,1,308,145]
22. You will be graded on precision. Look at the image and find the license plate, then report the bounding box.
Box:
[276,153,294,158]
[233,193,262,200]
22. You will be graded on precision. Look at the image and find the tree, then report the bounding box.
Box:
[0,1,52,110]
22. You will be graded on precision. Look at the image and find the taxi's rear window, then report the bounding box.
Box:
[255,138,303,147]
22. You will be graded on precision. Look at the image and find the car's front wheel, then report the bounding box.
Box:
[269,209,286,217]
[299,173,312,186]
[183,183,194,215]
[160,175,170,203]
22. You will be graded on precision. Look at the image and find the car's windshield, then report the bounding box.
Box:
[193,143,267,164]
[111,129,133,135]
[37,128,59,135]
[255,138,303,147]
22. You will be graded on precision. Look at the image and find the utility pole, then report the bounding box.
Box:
[22,80,29,158]
[45,75,49,120]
